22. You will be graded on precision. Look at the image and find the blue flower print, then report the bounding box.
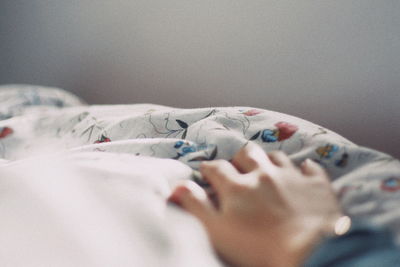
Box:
[261,129,278,143]
[173,142,215,160]
[174,140,184,148]
[381,177,400,192]
[316,144,339,159]
[182,146,196,154]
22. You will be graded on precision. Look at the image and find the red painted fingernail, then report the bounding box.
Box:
[168,186,190,205]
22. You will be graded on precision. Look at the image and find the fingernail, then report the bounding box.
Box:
[168,186,190,204]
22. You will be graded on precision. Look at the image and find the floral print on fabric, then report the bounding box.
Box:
[316,144,339,159]
[173,141,217,161]
[1,85,400,245]
[0,84,86,121]
[250,121,299,143]
[242,109,263,116]
[381,177,400,192]
[94,135,111,144]
[0,127,13,139]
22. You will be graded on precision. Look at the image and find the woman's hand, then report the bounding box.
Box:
[168,143,343,267]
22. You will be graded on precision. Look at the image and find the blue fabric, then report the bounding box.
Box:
[304,221,400,267]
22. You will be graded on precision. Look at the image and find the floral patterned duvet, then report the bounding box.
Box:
[0,85,399,266]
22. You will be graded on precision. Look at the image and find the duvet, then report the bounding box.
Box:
[0,85,399,266]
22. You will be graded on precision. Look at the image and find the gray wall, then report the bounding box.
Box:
[1,1,399,158]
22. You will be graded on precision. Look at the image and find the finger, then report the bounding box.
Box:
[267,151,294,168]
[301,159,327,178]
[231,142,275,173]
[200,160,239,197]
[168,182,215,225]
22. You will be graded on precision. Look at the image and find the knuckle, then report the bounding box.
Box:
[241,143,258,156]
[245,157,261,168]
[213,159,229,166]
[231,154,239,164]
[269,150,285,158]
[236,145,248,156]
[205,164,219,172]
[203,160,222,169]
[310,163,327,175]
[232,149,247,162]
[237,148,262,167]
[316,172,330,182]
[226,183,248,194]
[258,172,274,184]
[203,160,231,174]
[311,178,328,189]
[217,159,234,169]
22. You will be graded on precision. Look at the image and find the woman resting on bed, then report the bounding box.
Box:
[169,143,400,267]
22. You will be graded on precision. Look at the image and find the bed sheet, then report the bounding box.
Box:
[0,85,399,266]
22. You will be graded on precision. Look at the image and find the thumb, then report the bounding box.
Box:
[168,181,215,226]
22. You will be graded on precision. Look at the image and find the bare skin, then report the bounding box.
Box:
[168,143,343,267]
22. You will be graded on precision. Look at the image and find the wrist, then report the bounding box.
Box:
[287,215,351,266]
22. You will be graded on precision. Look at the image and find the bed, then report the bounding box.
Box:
[0,85,399,266]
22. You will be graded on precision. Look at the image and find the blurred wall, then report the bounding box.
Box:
[0,0,399,158]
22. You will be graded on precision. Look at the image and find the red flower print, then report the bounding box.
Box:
[243,109,262,116]
[0,127,13,139]
[275,122,298,141]
[94,135,111,144]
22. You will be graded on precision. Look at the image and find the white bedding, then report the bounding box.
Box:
[0,85,399,266]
